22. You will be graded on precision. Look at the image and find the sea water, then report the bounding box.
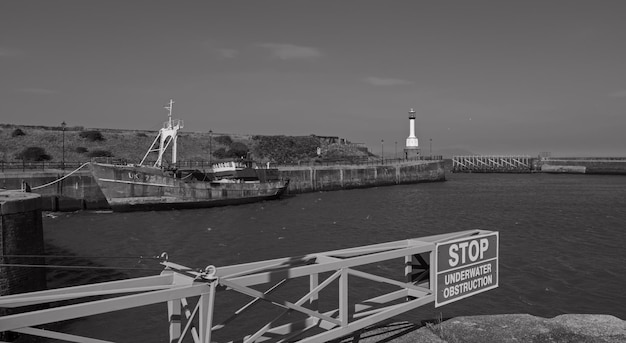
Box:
[38,173,626,342]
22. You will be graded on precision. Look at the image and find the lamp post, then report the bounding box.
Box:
[381,139,384,164]
[208,130,213,165]
[61,121,66,170]
[430,138,432,157]
[395,141,397,160]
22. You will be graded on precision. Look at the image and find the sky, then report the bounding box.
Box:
[1,1,626,157]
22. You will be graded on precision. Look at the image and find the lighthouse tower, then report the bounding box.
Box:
[404,108,421,159]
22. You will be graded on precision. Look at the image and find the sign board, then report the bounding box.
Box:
[434,232,499,307]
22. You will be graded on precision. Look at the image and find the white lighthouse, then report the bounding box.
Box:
[404,108,421,159]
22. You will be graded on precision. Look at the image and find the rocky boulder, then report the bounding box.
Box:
[339,314,625,343]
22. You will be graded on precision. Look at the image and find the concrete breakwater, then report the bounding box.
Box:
[0,170,108,211]
[279,160,445,193]
[538,157,626,175]
[451,156,626,174]
[0,160,445,211]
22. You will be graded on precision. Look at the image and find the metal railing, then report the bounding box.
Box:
[452,155,532,173]
[0,230,493,343]
[541,156,626,161]
[1,156,445,172]
[0,161,87,172]
[276,155,444,168]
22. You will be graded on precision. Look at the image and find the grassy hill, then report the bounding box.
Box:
[0,124,372,165]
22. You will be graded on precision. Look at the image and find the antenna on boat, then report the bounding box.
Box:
[139,99,184,168]
[164,99,174,128]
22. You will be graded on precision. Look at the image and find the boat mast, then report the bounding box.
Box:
[139,99,184,168]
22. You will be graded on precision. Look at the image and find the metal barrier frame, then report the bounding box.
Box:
[0,229,492,343]
[453,155,531,173]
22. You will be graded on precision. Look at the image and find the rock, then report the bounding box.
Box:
[549,314,626,342]
[340,314,625,343]
[333,321,442,343]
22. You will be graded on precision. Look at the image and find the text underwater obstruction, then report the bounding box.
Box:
[434,232,499,307]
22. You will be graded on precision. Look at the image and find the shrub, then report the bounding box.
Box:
[213,147,228,159]
[75,147,89,154]
[228,142,249,158]
[11,128,26,137]
[87,149,113,158]
[212,143,250,159]
[136,132,148,138]
[15,146,52,161]
[252,135,321,162]
[214,135,233,146]
[79,130,105,142]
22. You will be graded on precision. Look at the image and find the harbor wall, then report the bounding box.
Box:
[450,156,626,174]
[278,160,445,193]
[0,161,445,210]
[0,170,108,211]
[537,158,626,175]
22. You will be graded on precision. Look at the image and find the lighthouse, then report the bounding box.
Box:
[404,108,421,159]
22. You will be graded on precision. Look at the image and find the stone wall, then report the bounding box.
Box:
[0,170,108,210]
[278,160,446,194]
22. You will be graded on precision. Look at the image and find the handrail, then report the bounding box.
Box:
[0,156,445,172]
[0,229,497,343]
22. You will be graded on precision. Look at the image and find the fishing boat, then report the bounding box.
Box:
[89,100,289,211]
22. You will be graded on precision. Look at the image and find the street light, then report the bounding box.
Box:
[208,130,213,165]
[381,139,384,164]
[61,121,66,170]
[430,138,432,157]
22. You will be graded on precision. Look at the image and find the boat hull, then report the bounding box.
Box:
[89,163,289,211]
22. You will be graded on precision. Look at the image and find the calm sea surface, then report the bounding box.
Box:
[39,173,626,342]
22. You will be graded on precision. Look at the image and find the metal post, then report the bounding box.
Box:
[199,281,217,343]
[381,140,384,164]
[339,268,349,326]
[395,141,397,160]
[61,121,66,170]
[208,130,213,166]
[405,254,412,292]
[429,138,432,157]
[168,299,181,341]
[309,274,319,310]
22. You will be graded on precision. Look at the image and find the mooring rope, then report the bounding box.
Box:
[1,254,163,260]
[179,172,193,180]
[0,253,167,271]
[0,263,163,271]
[26,162,91,191]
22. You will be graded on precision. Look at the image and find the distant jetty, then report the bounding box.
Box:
[537,157,626,175]
[452,155,626,174]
